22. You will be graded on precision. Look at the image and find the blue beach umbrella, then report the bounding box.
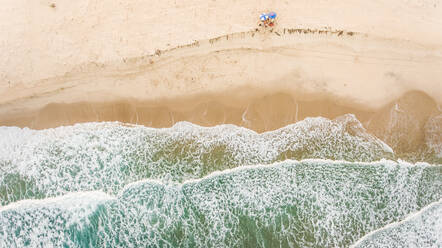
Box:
[260,13,268,21]
[268,11,277,19]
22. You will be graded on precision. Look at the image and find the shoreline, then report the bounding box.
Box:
[1,89,440,160]
[0,91,376,131]
[0,28,441,157]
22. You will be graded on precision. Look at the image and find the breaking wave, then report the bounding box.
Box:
[352,199,442,248]
[0,114,440,247]
[0,114,393,206]
[0,160,440,247]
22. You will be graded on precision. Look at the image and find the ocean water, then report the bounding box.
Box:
[0,115,440,247]
[352,199,442,248]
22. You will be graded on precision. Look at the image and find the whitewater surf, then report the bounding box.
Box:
[0,115,440,247]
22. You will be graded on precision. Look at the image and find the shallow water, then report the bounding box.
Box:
[0,115,440,247]
[0,115,392,205]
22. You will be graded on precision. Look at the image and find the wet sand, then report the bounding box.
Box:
[0,88,440,158]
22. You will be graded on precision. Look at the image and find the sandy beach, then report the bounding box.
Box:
[1,2,442,246]
[0,0,441,154]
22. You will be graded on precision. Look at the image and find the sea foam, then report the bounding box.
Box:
[352,198,442,248]
[1,160,440,247]
[0,115,394,206]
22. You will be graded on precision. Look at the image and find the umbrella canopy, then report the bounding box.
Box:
[268,12,277,19]
[260,13,268,21]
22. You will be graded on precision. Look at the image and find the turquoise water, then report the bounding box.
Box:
[0,115,440,247]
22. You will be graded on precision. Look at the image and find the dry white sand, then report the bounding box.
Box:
[1,0,441,85]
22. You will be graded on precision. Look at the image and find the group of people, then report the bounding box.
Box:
[259,12,277,27]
